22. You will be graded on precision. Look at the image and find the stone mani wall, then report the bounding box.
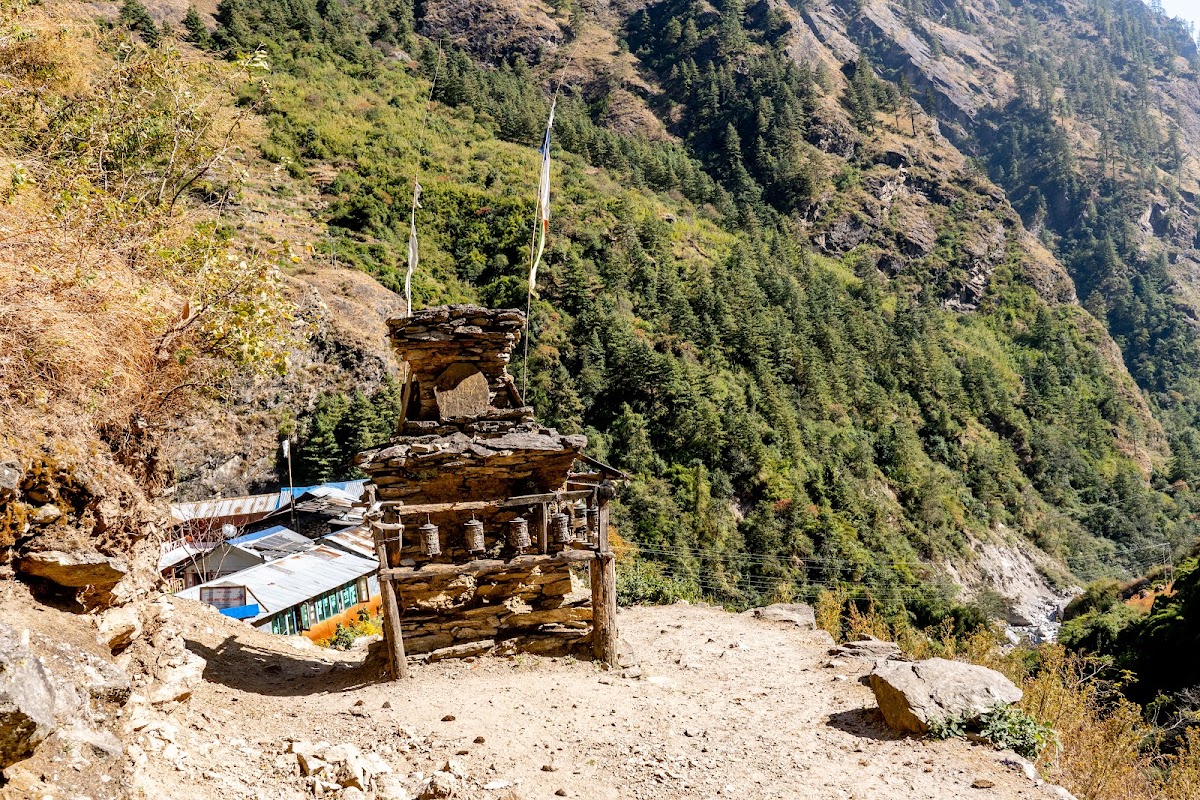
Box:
[397,559,592,658]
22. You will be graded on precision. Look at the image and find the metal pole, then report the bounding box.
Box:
[283,438,297,530]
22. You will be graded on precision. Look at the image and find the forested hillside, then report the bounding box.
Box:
[172,0,1200,618]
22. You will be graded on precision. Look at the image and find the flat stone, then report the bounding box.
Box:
[15,550,128,589]
[745,603,816,630]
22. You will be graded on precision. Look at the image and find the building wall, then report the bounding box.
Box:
[182,546,263,587]
[258,575,375,636]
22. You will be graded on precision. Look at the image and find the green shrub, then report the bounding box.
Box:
[927,704,1056,760]
[616,559,696,606]
[978,704,1058,760]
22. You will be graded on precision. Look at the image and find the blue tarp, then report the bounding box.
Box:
[228,526,289,545]
[219,604,260,620]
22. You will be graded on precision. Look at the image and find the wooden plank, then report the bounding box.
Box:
[590,501,618,668]
[382,500,491,516]
[370,519,408,680]
[380,548,596,580]
[378,490,593,516]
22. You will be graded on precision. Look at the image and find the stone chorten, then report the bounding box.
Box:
[357,304,587,506]
[355,305,597,660]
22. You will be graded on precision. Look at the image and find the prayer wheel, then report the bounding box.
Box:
[508,516,531,550]
[419,520,440,556]
[551,511,572,544]
[587,505,601,546]
[464,518,485,554]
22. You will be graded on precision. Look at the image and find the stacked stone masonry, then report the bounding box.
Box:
[358,305,598,663]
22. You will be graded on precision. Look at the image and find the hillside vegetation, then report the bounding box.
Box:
[196,0,1200,615]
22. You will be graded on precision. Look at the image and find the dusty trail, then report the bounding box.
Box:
[119,599,1070,800]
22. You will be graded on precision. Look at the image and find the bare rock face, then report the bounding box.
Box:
[0,626,57,768]
[868,657,1022,733]
[744,603,817,630]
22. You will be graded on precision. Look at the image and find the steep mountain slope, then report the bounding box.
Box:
[792,0,1200,474]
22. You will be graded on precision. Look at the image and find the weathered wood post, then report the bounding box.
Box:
[590,486,618,668]
[368,510,408,680]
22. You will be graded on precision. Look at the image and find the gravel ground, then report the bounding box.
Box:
[123,598,1070,800]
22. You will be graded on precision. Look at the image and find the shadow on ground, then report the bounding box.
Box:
[185,634,384,696]
[825,708,907,741]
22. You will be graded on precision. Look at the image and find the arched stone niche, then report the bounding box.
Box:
[433,363,490,420]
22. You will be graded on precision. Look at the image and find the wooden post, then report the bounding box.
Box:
[536,502,549,554]
[590,499,618,668]
[370,513,408,680]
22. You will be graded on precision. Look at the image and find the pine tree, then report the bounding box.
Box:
[182,5,214,48]
[119,0,161,46]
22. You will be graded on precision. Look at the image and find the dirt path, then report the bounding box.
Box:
[136,599,1065,800]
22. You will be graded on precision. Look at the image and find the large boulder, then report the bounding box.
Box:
[868,657,1022,733]
[744,603,816,630]
[14,550,128,588]
[0,626,58,767]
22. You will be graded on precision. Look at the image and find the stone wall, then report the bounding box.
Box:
[397,558,592,658]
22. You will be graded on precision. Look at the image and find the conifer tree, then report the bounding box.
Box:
[119,0,161,46]
[182,5,214,48]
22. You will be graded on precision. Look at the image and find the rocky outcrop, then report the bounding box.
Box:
[14,550,129,589]
[868,657,1022,733]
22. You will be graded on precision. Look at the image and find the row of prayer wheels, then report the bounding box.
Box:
[404,506,601,557]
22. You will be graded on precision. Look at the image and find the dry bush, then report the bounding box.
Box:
[1012,646,1157,799]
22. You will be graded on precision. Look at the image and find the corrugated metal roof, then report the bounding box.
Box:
[169,481,366,524]
[157,541,215,571]
[170,492,285,524]
[175,546,378,622]
[319,525,377,560]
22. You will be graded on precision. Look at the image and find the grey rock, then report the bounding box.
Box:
[0,461,20,503]
[868,657,1023,733]
[745,603,816,630]
[831,635,902,660]
[0,625,57,768]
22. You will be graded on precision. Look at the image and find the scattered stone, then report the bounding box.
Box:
[868,658,1023,733]
[831,635,903,660]
[418,770,456,799]
[744,603,817,630]
[473,736,486,744]
[482,780,511,790]
[441,714,456,722]
[382,701,392,709]
[971,778,995,789]
[620,667,643,679]
[541,763,557,772]
[30,504,62,525]
[96,606,142,653]
[555,790,567,797]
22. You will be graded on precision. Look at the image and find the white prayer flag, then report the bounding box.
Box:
[529,98,556,294]
[405,178,422,317]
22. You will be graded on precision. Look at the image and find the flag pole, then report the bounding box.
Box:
[522,88,559,403]
[404,48,443,318]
